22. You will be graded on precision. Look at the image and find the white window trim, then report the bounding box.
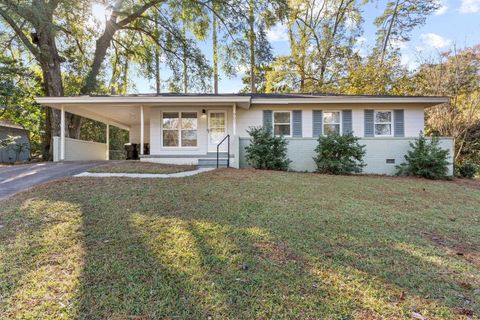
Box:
[272,110,292,137]
[322,110,342,135]
[374,110,394,137]
[161,111,199,148]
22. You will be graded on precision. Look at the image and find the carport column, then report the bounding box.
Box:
[106,124,110,160]
[140,105,144,155]
[233,103,237,136]
[60,105,65,161]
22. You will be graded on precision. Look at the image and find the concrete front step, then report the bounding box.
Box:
[206,152,234,158]
[198,158,230,168]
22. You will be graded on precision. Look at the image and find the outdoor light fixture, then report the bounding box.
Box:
[202,109,206,114]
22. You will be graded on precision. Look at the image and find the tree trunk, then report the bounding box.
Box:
[155,16,161,95]
[249,0,256,93]
[212,7,219,94]
[180,3,188,94]
[380,0,400,64]
[155,49,161,94]
[82,20,118,94]
[34,9,66,158]
[183,23,188,94]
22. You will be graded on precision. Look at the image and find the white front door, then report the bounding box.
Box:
[208,111,227,151]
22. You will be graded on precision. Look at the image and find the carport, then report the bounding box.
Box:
[36,96,148,162]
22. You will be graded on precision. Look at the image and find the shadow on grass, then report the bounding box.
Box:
[1,170,479,318]
[0,197,84,318]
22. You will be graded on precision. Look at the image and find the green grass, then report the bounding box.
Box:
[0,169,479,319]
[88,161,197,174]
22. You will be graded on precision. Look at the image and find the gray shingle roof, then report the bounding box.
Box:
[87,92,447,99]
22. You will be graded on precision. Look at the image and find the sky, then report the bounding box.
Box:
[122,0,480,94]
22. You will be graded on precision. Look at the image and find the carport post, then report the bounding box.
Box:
[106,124,110,160]
[140,105,144,155]
[233,103,237,135]
[60,105,65,161]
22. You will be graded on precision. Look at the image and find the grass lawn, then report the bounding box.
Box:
[0,170,479,319]
[88,161,197,174]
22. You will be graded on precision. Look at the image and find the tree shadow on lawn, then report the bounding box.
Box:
[0,196,84,318]
[71,171,479,319]
[1,170,479,318]
[73,202,336,318]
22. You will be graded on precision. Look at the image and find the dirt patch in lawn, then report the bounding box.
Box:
[88,161,197,174]
[254,240,305,267]
[424,232,480,268]
[453,178,480,190]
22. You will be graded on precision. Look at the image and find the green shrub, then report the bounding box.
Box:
[245,126,290,170]
[313,132,366,175]
[455,162,478,178]
[396,134,450,179]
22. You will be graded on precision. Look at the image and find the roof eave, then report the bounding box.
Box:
[35,96,252,108]
[251,97,449,105]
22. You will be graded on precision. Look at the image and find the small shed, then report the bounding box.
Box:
[0,120,30,163]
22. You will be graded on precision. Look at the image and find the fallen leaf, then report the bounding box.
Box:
[454,307,474,316]
[411,312,426,320]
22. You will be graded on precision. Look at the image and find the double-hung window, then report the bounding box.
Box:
[273,111,291,136]
[323,111,341,135]
[162,112,198,147]
[374,111,392,136]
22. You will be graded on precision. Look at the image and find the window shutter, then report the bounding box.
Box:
[312,110,323,137]
[364,110,374,137]
[292,110,302,137]
[394,109,405,137]
[342,110,352,135]
[263,110,272,133]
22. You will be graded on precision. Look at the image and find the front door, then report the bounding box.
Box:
[208,111,227,151]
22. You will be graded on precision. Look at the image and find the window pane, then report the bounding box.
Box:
[181,116,197,130]
[274,112,290,124]
[324,124,340,135]
[163,130,179,146]
[210,113,225,127]
[324,112,340,124]
[181,130,197,146]
[375,124,391,136]
[163,112,179,129]
[274,124,290,136]
[182,112,197,119]
[375,111,391,123]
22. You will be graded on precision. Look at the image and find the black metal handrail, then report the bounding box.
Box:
[216,134,230,168]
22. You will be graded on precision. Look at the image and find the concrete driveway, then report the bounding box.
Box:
[0,161,105,200]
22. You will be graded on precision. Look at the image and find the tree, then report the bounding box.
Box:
[340,50,413,95]
[265,0,363,93]
[212,0,219,93]
[167,0,211,93]
[0,0,166,158]
[223,0,286,93]
[374,0,440,63]
[412,45,480,162]
[0,42,44,159]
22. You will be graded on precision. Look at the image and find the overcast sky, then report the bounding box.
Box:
[129,0,480,94]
